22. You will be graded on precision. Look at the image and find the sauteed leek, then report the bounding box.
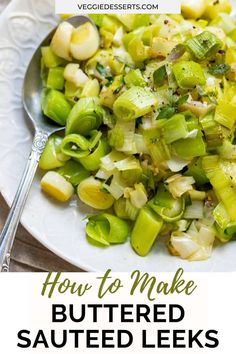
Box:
[39,0,236,261]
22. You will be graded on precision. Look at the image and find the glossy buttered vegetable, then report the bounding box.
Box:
[70,22,100,60]
[86,213,129,245]
[50,22,74,61]
[77,177,115,209]
[41,171,74,202]
[40,1,236,260]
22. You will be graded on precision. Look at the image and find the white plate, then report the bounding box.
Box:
[0,0,236,272]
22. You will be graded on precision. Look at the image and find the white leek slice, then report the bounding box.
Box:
[70,22,100,61]
[184,201,204,219]
[130,184,148,209]
[196,225,215,247]
[77,176,114,209]
[176,219,190,232]
[113,27,124,47]
[170,221,215,261]
[64,63,89,87]
[51,22,74,61]
[171,233,200,259]
[166,174,195,198]
[188,247,212,261]
[103,173,127,200]
[115,121,136,153]
[41,171,74,202]
[166,157,190,172]
[101,151,126,171]
[95,168,114,180]
[181,0,207,19]
[114,156,141,171]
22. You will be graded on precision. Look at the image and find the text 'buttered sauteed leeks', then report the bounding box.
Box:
[39,0,236,260]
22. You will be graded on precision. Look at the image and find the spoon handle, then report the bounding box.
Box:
[0,130,49,272]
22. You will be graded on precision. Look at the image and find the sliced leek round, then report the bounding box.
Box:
[148,185,185,222]
[78,140,110,171]
[149,197,185,223]
[77,177,115,209]
[51,21,74,61]
[86,213,129,245]
[70,22,100,61]
[181,0,207,19]
[39,135,69,170]
[66,97,103,136]
[41,171,74,202]
[64,63,89,87]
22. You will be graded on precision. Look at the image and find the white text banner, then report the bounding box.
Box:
[0,271,235,353]
[55,0,181,14]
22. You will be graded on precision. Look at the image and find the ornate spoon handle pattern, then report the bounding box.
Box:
[0,130,49,272]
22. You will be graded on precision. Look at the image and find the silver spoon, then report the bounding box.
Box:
[0,15,93,272]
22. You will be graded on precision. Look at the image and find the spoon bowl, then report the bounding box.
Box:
[0,15,93,272]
